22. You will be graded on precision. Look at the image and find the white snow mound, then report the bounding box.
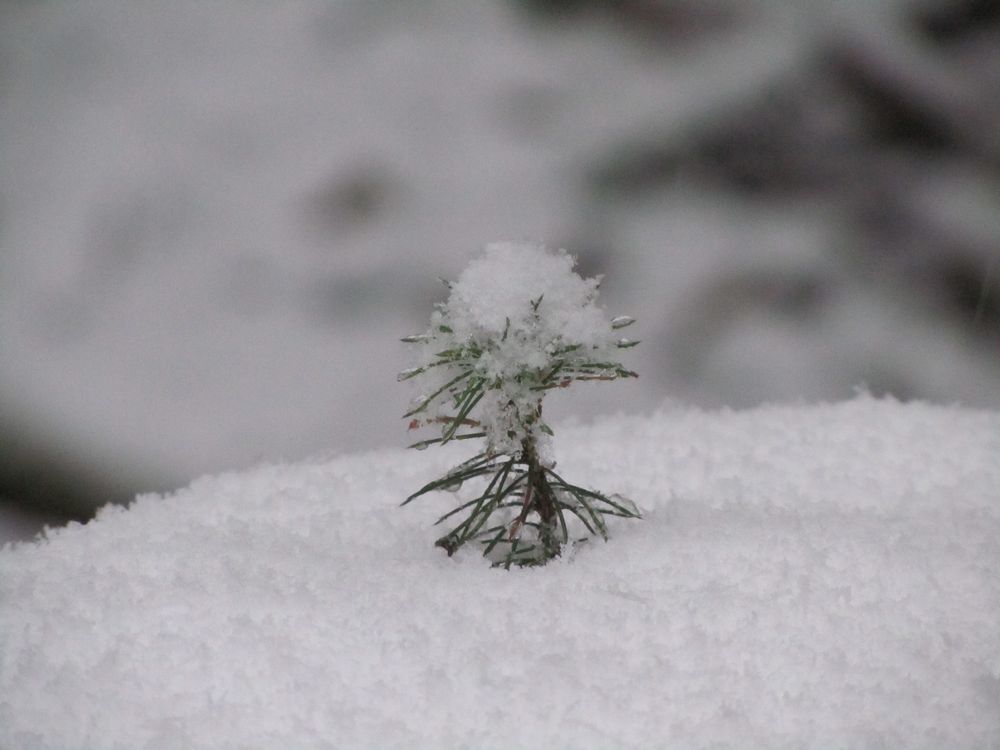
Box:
[1,396,999,749]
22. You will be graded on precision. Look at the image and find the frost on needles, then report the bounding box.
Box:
[400,242,640,567]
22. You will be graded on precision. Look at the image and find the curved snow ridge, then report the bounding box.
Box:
[1,396,998,749]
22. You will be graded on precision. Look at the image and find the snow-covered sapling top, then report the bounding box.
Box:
[400,242,640,567]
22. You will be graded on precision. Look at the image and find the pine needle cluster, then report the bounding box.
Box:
[400,243,640,567]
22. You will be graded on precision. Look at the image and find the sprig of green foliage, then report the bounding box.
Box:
[400,247,641,567]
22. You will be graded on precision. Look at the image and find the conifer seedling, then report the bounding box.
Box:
[400,242,640,567]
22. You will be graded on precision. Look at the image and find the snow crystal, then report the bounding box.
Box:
[1,397,999,749]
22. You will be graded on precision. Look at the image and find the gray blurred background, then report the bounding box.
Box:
[2,0,998,544]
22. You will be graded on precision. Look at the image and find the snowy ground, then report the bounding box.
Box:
[2,397,998,749]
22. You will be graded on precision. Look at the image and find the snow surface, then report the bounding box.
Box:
[2,396,999,749]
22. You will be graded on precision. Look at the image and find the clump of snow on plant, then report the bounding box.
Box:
[442,242,610,346]
[407,242,628,460]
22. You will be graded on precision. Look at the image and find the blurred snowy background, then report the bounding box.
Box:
[2,0,998,543]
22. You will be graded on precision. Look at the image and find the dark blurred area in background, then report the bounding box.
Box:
[2,0,998,543]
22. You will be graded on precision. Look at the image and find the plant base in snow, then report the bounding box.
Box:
[404,435,639,568]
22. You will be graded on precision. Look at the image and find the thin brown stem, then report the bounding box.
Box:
[516,432,561,560]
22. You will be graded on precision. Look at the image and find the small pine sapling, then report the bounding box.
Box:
[399,242,640,567]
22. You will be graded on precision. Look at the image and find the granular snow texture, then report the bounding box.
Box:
[1,397,999,749]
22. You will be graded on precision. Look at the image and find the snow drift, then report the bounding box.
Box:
[1,396,998,749]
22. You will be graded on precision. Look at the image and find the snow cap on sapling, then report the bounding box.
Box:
[441,242,610,347]
[400,241,640,568]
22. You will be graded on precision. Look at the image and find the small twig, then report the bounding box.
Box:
[409,416,482,430]
[509,481,533,540]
